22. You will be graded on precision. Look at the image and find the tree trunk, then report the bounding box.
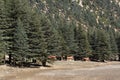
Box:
[118,54,120,61]
[42,61,46,67]
[9,54,12,64]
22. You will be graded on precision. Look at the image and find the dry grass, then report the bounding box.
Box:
[52,61,120,69]
[0,61,120,80]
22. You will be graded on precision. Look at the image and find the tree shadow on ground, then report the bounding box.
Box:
[6,62,52,68]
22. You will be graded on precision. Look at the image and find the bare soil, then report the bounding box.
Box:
[0,61,120,80]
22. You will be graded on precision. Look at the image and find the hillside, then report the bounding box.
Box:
[0,0,120,66]
[30,0,120,58]
[30,0,120,30]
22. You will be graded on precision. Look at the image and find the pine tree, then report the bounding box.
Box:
[0,30,4,63]
[13,18,29,62]
[61,22,78,56]
[94,29,111,62]
[108,29,118,60]
[0,0,120,65]
[26,13,45,64]
[39,14,56,66]
[2,0,32,65]
[0,0,6,63]
[116,36,120,61]
[0,0,4,53]
[75,25,91,59]
[27,13,54,66]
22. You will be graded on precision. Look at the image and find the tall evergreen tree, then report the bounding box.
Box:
[93,29,111,61]
[108,29,118,60]
[0,0,120,65]
[116,36,120,61]
[39,14,56,66]
[0,0,4,53]
[62,22,78,56]
[75,25,91,58]
[13,18,29,61]
[0,0,7,63]
[2,0,32,64]
[26,13,46,65]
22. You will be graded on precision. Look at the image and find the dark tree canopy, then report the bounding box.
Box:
[0,0,120,66]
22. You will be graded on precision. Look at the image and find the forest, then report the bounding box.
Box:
[0,0,120,67]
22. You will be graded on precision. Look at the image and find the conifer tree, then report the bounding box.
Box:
[27,13,45,64]
[108,29,118,60]
[27,13,54,66]
[116,36,120,61]
[13,18,29,61]
[0,0,120,65]
[94,29,111,61]
[39,14,55,66]
[0,0,4,53]
[75,25,91,58]
[0,0,6,63]
[3,0,31,64]
[62,22,78,56]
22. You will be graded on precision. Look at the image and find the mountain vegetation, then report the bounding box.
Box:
[0,0,120,66]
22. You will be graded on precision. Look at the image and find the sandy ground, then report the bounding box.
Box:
[0,61,120,80]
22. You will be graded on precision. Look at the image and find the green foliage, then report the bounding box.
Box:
[0,0,120,66]
[91,29,111,61]
[75,25,91,58]
[0,0,6,64]
[117,36,120,51]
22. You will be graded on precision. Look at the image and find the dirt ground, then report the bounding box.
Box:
[0,61,120,80]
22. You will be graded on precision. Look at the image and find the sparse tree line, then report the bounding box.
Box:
[0,0,120,67]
